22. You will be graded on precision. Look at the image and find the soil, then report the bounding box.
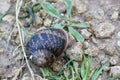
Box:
[0,0,120,80]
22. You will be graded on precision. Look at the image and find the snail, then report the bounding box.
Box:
[26,28,68,66]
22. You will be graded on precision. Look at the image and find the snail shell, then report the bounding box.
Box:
[26,28,68,66]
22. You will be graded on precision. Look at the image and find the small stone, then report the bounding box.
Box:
[110,66,120,76]
[73,0,87,14]
[81,29,91,39]
[116,32,120,39]
[52,58,65,71]
[117,40,120,47]
[98,51,106,62]
[97,75,102,80]
[85,15,93,21]
[0,0,10,14]
[104,44,115,56]
[39,10,47,18]
[0,49,4,55]
[85,45,100,57]
[111,11,119,20]
[94,22,115,38]
[35,15,43,27]
[44,18,52,27]
[66,42,83,61]
[54,0,66,13]
[110,55,119,65]
[3,15,15,24]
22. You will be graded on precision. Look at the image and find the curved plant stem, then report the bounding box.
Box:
[15,0,35,80]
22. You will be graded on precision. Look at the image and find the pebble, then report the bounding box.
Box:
[81,29,91,39]
[116,32,120,39]
[54,0,66,13]
[85,45,100,57]
[73,0,87,14]
[44,18,52,27]
[35,15,43,27]
[0,0,10,14]
[94,22,115,38]
[66,42,83,61]
[111,11,119,21]
[110,55,119,65]
[104,44,115,56]
[117,40,120,47]
[52,58,65,71]
[110,66,120,76]
[0,49,4,55]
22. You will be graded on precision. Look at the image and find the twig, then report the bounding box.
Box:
[15,0,35,80]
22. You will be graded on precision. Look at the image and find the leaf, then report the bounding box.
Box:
[52,23,64,29]
[68,27,84,42]
[91,61,109,80]
[64,0,72,19]
[81,60,85,79]
[71,23,90,28]
[42,1,60,18]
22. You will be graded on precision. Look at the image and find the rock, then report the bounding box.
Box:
[81,29,91,39]
[110,55,119,65]
[72,0,87,14]
[85,45,100,57]
[94,22,115,38]
[110,66,120,76]
[54,0,66,13]
[0,0,10,14]
[0,49,4,55]
[97,75,102,80]
[35,15,43,27]
[116,32,120,39]
[39,10,47,18]
[111,11,119,21]
[3,15,15,24]
[66,42,83,61]
[44,18,52,27]
[98,51,106,62]
[52,58,65,71]
[117,40,120,47]
[104,44,115,56]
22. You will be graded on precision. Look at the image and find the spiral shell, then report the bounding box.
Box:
[26,28,68,66]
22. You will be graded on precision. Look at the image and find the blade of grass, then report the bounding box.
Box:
[52,23,64,29]
[81,57,85,79]
[41,1,60,18]
[70,66,75,80]
[64,0,72,19]
[68,26,84,42]
[71,23,90,28]
[57,59,74,75]
[91,61,109,80]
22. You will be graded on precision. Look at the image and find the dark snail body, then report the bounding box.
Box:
[26,28,68,66]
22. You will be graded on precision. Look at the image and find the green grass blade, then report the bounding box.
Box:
[71,23,90,28]
[91,61,109,80]
[57,59,74,75]
[52,23,64,29]
[42,1,60,18]
[81,60,85,79]
[64,0,72,19]
[68,27,84,42]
